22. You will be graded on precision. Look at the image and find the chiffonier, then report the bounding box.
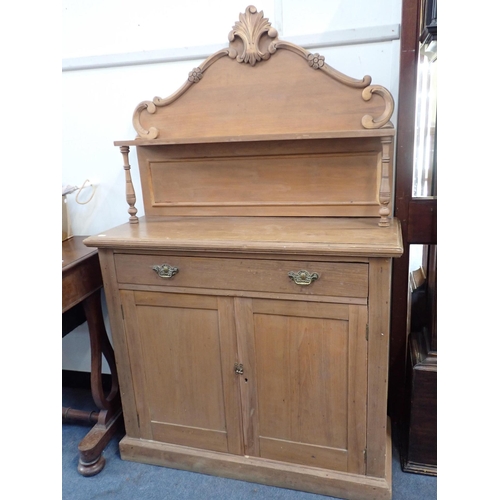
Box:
[84,6,403,499]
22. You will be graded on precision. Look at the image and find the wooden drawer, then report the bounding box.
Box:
[114,254,368,298]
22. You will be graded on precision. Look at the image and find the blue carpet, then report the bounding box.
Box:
[62,387,436,500]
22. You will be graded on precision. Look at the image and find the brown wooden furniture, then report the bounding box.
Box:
[62,236,122,476]
[84,6,403,499]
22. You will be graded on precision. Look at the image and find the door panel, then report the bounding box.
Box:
[238,298,367,473]
[121,291,242,454]
[254,314,349,451]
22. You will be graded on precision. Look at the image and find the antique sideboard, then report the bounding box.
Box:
[84,6,403,499]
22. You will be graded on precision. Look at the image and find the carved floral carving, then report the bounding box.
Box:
[307,53,325,69]
[228,5,278,66]
[188,67,203,83]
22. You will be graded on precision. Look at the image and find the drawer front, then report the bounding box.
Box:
[115,254,368,298]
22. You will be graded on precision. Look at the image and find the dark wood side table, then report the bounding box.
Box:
[62,236,122,476]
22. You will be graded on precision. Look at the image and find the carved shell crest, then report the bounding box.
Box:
[228,5,278,66]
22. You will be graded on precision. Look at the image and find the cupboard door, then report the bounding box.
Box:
[120,291,243,455]
[235,298,368,474]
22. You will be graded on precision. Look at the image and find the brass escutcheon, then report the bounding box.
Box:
[288,270,319,286]
[152,264,179,279]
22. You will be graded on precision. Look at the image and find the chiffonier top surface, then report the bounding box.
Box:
[84,216,402,258]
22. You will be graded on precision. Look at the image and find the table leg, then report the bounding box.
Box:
[75,290,123,476]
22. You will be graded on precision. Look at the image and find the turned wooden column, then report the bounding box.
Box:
[120,145,139,224]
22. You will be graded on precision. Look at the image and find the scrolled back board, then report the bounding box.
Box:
[116,5,396,224]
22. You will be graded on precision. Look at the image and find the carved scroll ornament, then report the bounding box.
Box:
[132,5,395,139]
[361,86,395,129]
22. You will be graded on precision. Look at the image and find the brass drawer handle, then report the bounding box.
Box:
[152,264,179,279]
[288,270,319,286]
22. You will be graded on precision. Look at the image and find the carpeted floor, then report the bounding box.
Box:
[62,386,437,500]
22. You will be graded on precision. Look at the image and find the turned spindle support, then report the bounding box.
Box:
[120,146,139,224]
[378,136,392,227]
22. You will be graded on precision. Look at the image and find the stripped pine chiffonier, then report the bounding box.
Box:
[84,6,403,499]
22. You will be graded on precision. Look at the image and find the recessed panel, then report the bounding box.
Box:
[135,303,227,434]
[149,153,379,207]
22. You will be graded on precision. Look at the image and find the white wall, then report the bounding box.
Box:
[62,0,402,374]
